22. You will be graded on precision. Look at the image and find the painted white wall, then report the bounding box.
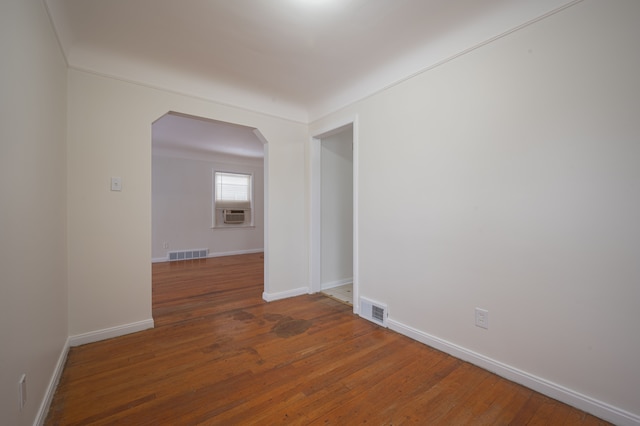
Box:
[0,0,68,424]
[310,0,640,423]
[320,130,353,287]
[67,68,308,336]
[6,0,639,423]
[152,154,264,260]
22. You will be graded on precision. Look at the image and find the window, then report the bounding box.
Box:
[213,171,252,226]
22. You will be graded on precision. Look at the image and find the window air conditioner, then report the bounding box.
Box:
[223,209,245,224]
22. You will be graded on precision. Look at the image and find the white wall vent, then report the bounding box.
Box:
[223,209,245,224]
[359,297,388,327]
[168,248,208,261]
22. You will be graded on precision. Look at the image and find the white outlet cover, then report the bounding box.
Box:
[19,374,26,409]
[475,308,489,329]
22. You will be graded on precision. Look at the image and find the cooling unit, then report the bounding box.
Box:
[223,209,245,224]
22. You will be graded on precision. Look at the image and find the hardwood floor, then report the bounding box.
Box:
[46,253,610,425]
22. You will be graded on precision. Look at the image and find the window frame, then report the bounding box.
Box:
[212,170,254,228]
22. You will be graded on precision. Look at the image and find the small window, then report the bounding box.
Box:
[213,171,252,226]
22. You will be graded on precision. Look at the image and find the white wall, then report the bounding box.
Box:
[310,0,640,423]
[0,0,68,424]
[321,130,353,287]
[5,0,639,423]
[67,68,308,337]
[152,154,264,260]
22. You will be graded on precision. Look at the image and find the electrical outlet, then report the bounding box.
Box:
[18,374,26,410]
[163,241,169,249]
[475,308,489,329]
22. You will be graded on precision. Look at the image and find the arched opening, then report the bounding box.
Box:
[151,112,268,320]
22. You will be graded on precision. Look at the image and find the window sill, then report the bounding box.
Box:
[211,224,256,230]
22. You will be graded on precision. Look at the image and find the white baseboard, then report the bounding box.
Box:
[387,318,640,426]
[320,277,353,290]
[152,248,264,263]
[69,318,155,347]
[263,287,309,302]
[208,249,263,258]
[33,337,70,426]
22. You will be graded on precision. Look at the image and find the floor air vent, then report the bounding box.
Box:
[168,249,208,261]
[359,297,388,327]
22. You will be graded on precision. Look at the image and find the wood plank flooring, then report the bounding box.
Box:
[45,253,610,425]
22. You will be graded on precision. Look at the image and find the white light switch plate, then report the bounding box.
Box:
[111,177,122,191]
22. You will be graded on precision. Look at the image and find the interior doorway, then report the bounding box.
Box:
[151,112,268,299]
[311,119,358,312]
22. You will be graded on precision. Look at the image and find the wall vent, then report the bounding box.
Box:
[359,297,388,327]
[168,248,208,261]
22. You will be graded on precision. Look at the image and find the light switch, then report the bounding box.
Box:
[111,177,122,191]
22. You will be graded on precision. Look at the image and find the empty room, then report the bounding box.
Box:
[1,0,639,425]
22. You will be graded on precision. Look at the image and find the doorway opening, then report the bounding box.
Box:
[311,119,358,312]
[151,112,268,314]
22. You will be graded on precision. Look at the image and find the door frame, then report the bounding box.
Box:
[310,115,359,314]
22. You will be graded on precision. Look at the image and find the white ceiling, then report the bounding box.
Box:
[45,0,576,123]
[152,113,265,160]
[45,0,576,157]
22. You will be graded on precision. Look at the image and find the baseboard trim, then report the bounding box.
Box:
[152,248,264,263]
[263,287,309,302]
[69,319,155,347]
[320,277,353,291]
[33,337,70,426]
[387,318,640,426]
[208,249,263,258]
